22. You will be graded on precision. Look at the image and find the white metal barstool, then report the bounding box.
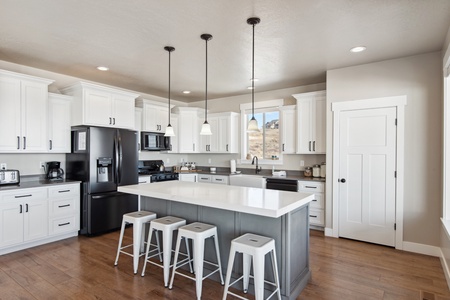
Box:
[141,216,193,287]
[222,233,281,300]
[114,211,158,274]
[169,222,224,300]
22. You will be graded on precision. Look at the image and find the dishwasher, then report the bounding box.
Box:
[266,178,298,192]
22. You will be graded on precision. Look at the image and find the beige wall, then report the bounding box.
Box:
[327,51,443,246]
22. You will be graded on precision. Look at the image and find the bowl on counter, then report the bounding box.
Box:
[210,167,216,173]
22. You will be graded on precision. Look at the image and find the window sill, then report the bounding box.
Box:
[238,159,284,166]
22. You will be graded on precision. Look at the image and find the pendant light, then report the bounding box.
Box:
[164,46,175,137]
[247,17,261,132]
[200,33,213,135]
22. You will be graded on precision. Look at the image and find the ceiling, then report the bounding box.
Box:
[1,0,449,103]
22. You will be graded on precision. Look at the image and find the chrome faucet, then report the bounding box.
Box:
[251,156,262,174]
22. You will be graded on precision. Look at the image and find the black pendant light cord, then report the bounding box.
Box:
[164,46,175,126]
[201,34,212,123]
[247,17,260,121]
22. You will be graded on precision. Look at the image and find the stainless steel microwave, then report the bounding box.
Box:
[141,132,171,151]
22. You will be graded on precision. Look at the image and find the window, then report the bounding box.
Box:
[246,110,279,159]
[240,99,284,164]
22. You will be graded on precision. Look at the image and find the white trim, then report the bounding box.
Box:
[324,227,334,237]
[239,99,284,110]
[444,64,450,219]
[331,95,407,248]
[439,247,450,290]
[402,241,440,257]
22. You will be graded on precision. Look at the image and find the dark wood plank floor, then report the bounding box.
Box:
[0,229,449,299]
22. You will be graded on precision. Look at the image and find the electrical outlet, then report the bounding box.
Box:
[0,163,6,170]
[166,158,170,164]
[300,160,305,167]
[40,162,46,169]
[208,158,211,164]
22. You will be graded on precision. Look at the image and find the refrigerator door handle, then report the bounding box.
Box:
[117,130,123,184]
[114,133,119,185]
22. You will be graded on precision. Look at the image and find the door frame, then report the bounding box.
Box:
[331,96,407,250]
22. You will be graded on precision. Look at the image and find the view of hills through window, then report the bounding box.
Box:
[247,111,280,159]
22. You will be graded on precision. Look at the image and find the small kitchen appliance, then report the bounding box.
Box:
[0,169,20,185]
[46,161,64,179]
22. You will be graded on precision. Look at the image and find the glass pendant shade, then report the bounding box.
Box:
[200,121,212,135]
[164,124,175,137]
[247,117,259,132]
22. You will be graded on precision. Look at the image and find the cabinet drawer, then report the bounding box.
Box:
[212,176,228,185]
[138,176,151,184]
[310,193,324,209]
[198,175,211,182]
[298,181,324,193]
[49,215,78,235]
[1,188,47,203]
[309,209,324,226]
[49,198,77,216]
[48,184,79,198]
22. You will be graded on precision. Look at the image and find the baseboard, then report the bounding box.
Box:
[439,248,450,290]
[324,227,335,237]
[402,241,440,257]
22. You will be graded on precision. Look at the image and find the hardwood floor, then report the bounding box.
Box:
[0,229,449,299]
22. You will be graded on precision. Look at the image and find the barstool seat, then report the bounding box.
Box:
[222,233,281,300]
[114,211,158,274]
[169,222,224,300]
[141,216,193,287]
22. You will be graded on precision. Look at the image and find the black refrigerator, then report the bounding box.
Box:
[66,126,138,235]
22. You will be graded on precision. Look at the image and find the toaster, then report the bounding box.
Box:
[0,169,20,185]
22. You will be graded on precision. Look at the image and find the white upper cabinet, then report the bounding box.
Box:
[279,105,296,154]
[0,70,53,153]
[200,112,239,153]
[174,107,201,153]
[62,82,138,129]
[293,91,326,154]
[48,93,72,153]
[136,99,171,133]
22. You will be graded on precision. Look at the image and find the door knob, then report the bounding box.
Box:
[339,178,346,183]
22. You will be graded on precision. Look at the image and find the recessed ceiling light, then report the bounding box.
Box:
[350,46,366,53]
[97,66,109,71]
[182,90,191,94]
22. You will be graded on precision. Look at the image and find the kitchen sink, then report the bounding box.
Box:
[229,174,266,189]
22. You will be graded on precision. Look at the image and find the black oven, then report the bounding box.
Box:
[266,178,298,192]
[138,160,178,182]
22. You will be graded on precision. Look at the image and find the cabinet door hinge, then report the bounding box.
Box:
[394,223,397,230]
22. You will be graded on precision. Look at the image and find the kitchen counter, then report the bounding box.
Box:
[0,178,80,191]
[118,181,313,299]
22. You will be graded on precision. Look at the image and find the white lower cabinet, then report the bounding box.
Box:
[298,180,325,227]
[179,173,198,182]
[138,175,151,184]
[0,183,80,255]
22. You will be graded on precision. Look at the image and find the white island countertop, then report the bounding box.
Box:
[118,181,314,218]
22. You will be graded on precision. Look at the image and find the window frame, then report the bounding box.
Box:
[239,99,284,165]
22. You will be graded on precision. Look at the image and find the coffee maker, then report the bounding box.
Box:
[46,161,64,179]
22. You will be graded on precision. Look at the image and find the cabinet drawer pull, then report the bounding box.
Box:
[139,181,147,184]
[58,190,71,193]
[309,215,317,218]
[58,222,70,227]
[312,199,317,202]
[305,186,317,189]
[58,204,71,208]
[15,194,32,198]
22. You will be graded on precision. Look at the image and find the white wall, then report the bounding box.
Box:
[327,51,443,246]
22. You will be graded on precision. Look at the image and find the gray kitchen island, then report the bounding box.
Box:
[118,181,314,300]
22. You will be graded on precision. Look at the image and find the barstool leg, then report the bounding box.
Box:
[133,222,142,274]
[270,249,281,300]
[114,219,126,266]
[213,235,225,284]
[242,253,251,293]
[141,227,154,276]
[194,238,205,300]
[222,245,236,300]
[162,225,173,287]
[184,237,193,273]
[253,253,265,300]
[169,235,182,289]
[155,230,163,262]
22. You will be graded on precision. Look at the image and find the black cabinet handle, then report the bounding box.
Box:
[309,141,311,151]
[226,144,229,152]
[282,144,285,151]
[49,139,53,150]
[23,136,26,149]
[17,136,20,149]
[26,204,28,212]
[58,190,70,193]
[305,186,317,189]
[15,194,32,198]
[113,118,115,125]
[310,215,318,218]
[313,141,316,151]
[19,204,22,213]
[58,222,70,227]
[109,117,112,124]
[58,204,70,208]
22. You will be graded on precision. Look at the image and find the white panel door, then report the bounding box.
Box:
[338,107,397,247]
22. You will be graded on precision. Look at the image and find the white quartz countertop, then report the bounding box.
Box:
[118,181,314,218]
